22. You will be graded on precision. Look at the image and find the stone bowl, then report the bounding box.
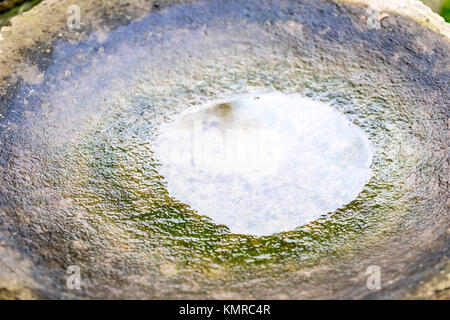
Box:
[0,0,448,299]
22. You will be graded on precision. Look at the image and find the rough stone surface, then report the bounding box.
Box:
[0,0,448,299]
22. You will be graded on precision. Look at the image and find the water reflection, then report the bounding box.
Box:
[155,93,373,235]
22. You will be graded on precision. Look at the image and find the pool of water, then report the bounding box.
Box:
[155,93,373,236]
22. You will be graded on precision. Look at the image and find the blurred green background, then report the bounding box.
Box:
[440,0,450,21]
[0,1,449,30]
[0,0,41,27]
[422,0,450,21]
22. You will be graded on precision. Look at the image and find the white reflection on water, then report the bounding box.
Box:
[154,93,373,236]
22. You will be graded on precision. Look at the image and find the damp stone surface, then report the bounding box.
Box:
[0,0,448,300]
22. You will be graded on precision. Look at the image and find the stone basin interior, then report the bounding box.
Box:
[0,0,448,299]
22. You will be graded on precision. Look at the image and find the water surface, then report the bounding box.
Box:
[155,93,373,235]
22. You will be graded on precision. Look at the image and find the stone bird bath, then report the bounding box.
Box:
[0,0,449,299]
